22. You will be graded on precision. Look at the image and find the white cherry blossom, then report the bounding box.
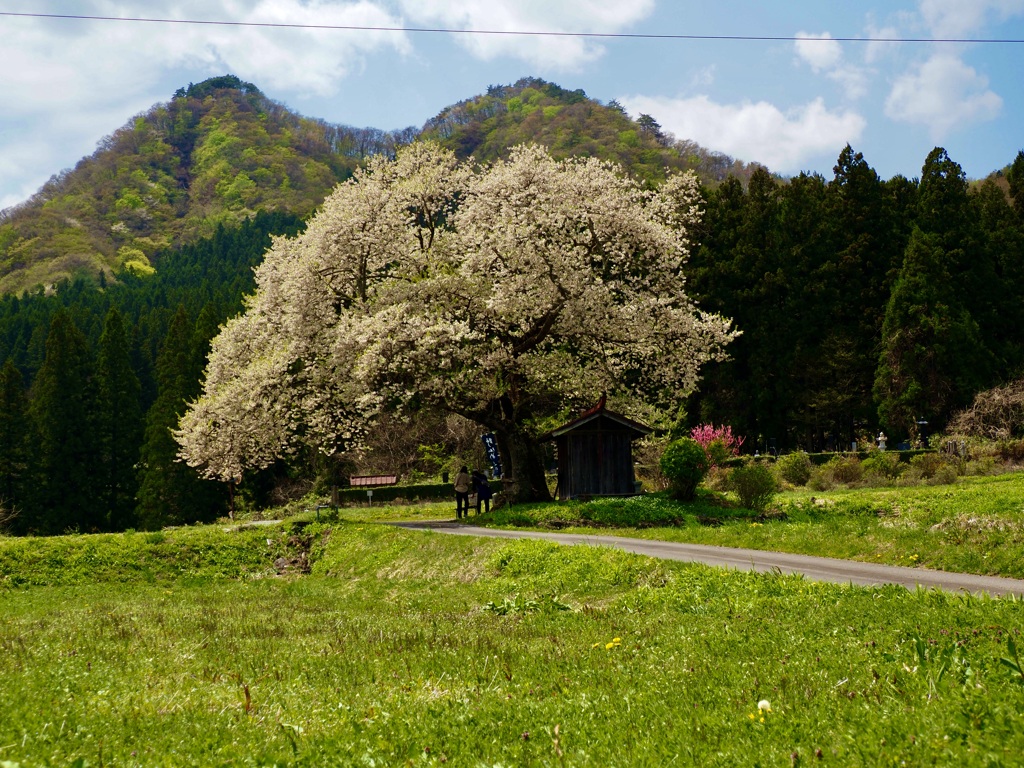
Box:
[176,142,736,500]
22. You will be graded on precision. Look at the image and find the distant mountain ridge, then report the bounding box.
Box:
[421,77,759,186]
[0,75,759,295]
[0,76,414,295]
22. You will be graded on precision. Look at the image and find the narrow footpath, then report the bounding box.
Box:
[392,521,1024,597]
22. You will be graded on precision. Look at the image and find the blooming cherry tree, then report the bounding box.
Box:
[177,142,737,501]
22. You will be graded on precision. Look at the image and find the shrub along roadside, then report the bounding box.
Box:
[730,461,779,511]
[660,437,710,500]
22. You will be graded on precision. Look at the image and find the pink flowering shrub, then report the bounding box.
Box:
[690,424,745,466]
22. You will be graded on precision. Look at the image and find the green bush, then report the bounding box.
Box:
[862,451,904,480]
[659,438,710,501]
[775,451,813,486]
[997,439,1024,462]
[731,461,778,512]
[705,438,732,467]
[704,465,733,492]
[807,467,835,491]
[827,455,865,485]
[930,463,960,485]
[966,456,1001,476]
[909,452,948,479]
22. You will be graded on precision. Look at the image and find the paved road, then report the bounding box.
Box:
[392,521,1024,597]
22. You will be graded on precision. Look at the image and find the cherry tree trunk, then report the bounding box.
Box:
[492,426,552,504]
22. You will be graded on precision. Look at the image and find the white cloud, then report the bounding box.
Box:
[794,32,869,100]
[618,95,866,173]
[827,67,870,101]
[0,1,412,207]
[794,32,842,72]
[885,53,1002,137]
[863,23,903,64]
[919,0,1024,37]
[690,66,716,89]
[398,0,655,69]
[210,0,413,95]
[4,1,411,116]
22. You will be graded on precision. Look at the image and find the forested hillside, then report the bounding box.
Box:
[421,77,760,186]
[0,212,302,535]
[0,75,748,297]
[689,147,1024,452]
[0,76,415,295]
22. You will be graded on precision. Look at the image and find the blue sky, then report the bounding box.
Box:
[1,0,1022,210]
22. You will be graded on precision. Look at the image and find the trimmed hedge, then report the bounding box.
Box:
[335,481,452,505]
[721,449,934,468]
[804,449,932,466]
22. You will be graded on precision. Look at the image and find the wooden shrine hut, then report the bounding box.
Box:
[545,396,652,500]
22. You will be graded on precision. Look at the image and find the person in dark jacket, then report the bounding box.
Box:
[472,470,493,514]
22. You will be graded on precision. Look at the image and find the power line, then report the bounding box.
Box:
[1,11,1023,44]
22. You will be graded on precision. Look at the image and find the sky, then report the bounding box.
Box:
[1,0,1023,211]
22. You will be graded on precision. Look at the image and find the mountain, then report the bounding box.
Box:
[420,77,759,187]
[0,75,758,296]
[0,76,414,295]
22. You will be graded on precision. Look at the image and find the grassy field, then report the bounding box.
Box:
[4,513,1024,766]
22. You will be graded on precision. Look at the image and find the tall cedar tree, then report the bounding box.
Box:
[96,308,144,530]
[1008,151,1024,220]
[29,309,102,534]
[875,228,987,434]
[972,178,1024,375]
[0,358,33,530]
[876,149,995,436]
[818,147,897,437]
[137,305,224,527]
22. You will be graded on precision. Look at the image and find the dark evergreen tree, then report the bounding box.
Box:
[971,178,1024,376]
[686,177,753,435]
[96,308,144,530]
[29,310,102,534]
[136,305,224,528]
[733,167,788,449]
[775,171,836,448]
[807,146,900,446]
[1007,150,1024,220]
[192,301,223,379]
[875,228,989,436]
[0,358,33,531]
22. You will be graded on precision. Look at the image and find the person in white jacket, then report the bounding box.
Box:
[453,466,471,519]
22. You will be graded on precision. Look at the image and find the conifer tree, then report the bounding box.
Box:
[29,310,102,534]
[96,308,143,530]
[875,229,989,436]
[0,358,32,532]
[137,305,224,527]
[1008,150,1024,220]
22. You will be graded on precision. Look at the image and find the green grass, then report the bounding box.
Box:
[467,473,1024,579]
[3,521,1024,765]
[0,524,300,587]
